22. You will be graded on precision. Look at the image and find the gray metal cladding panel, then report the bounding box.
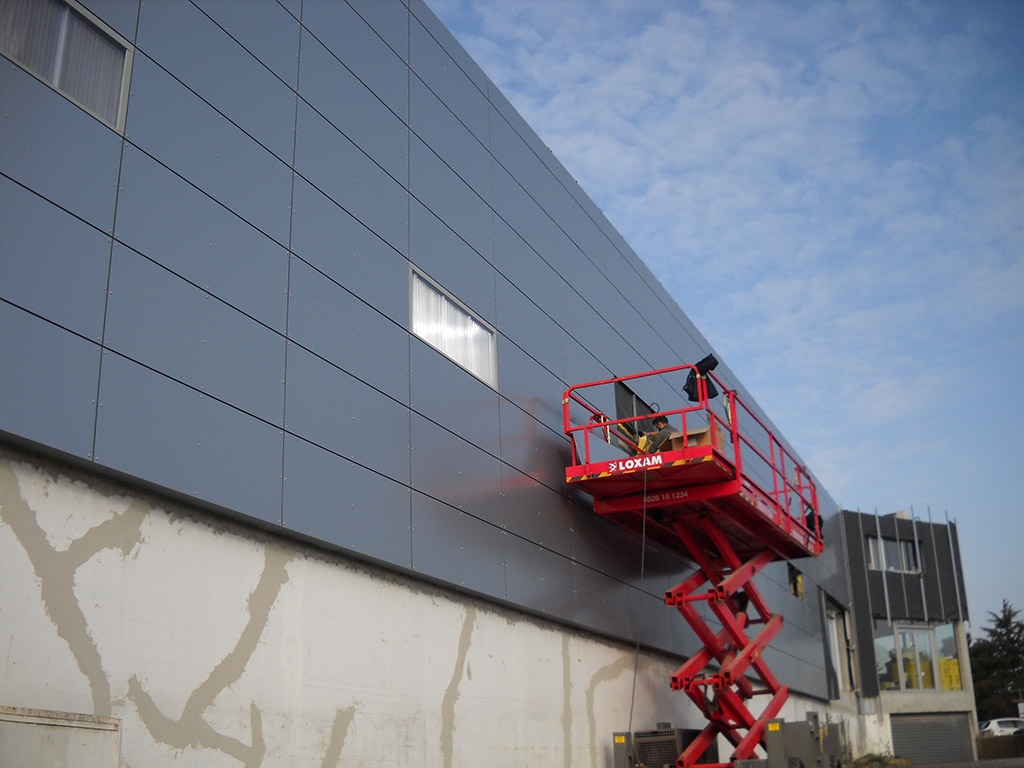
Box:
[497,400,567,489]
[409,0,487,93]
[0,63,120,232]
[125,55,292,245]
[409,414,503,528]
[504,534,576,623]
[287,257,410,405]
[552,185,606,270]
[491,164,556,263]
[409,201,496,325]
[408,341,500,455]
[409,16,488,146]
[559,289,614,367]
[574,565,633,640]
[554,232,610,310]
[135,0,296,162]
[289,178,409,320]
[191,0,300,85]
[282,435,412,568]
[629,590,676,651]
[562,336,613,393]
[411,491,506,600]
[302,1,409,120]
[78,0,140,41]
[294,102,408,256]
[114,145,289,332]
[0,178,110,342]
[409,139,493,265]
[489,111,553,210]
[284,343,411,486]
[299,37,408,186]
[346,0,410,64]
[103,245,286,425]
[0,303,100,460]
[499,469,575,558]
[94,352,283,524]
[891,713,974,765]
[571,512,646,585]
[496,341,565,438]
[410,77,490,201]
[493,219,561,321]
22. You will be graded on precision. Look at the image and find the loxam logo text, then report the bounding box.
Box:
[608,454,663,472]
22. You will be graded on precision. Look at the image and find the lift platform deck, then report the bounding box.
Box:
[563,360,824,768]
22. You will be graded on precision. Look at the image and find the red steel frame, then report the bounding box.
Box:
[562,364,823,768]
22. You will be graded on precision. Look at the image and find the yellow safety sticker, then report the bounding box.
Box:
[615,735,626,743]
[768,722,781,732]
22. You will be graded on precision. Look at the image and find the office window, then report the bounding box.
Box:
[867,535,920,573]
[1,0,130,128]
[825,600,856,696]
[411,270,497,387]
[875,623,947,692]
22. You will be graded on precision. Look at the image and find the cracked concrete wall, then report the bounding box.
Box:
[1,444,699,766]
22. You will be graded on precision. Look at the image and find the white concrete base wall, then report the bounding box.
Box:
[1,445,717,767]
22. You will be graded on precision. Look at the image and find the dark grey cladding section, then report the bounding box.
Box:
[0,0,847,683]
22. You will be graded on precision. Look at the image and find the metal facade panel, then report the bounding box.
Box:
[94,352,283,524]
[574,565,633,640]
[289,179,410,319]
[409,341,501,455]
[411,491,506,600]
[294,101,408,256]
[287,256,410,405]
[410,76,490,201]
[125,54,292,245]
[495,345,566,448]
[489,110,553,211]
[493,219,561,322]
[504,534,576,624]
[409,138,493,266]
[104,246,286,424]
[409,199,496,325]
[114,145,289,331]
[409,15,489,144]
[303,1,408,120]
[0,64,120,232]
[282,435,412,568]
[284,343,411,486]
[299,37,409,186]
[559,287,614,368]
[499,470,575,558]
[135,0,296,162]
[891,713,974,765]
[0,304,100,460]
[0,178,110,342]
[491,163,555,264]
[409,414,504,528]
[79,0,140,41]
[192,0,300,85]
[346,0,411,64]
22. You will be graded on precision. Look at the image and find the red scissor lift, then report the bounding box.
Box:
[563,363,824,768]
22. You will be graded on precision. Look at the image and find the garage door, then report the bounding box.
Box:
[891,712,973,764]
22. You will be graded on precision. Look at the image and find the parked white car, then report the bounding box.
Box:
[979,718,1024,736]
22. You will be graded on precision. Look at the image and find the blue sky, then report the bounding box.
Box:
[429,0,1024,631]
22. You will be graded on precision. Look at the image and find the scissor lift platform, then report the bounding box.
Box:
[563,362,823,768]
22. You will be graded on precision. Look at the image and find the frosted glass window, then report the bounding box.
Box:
[411,271,496,387]
[1,0,128,128]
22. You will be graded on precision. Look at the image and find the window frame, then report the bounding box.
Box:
[409,267,498,389]
[866,534,921,573]
[1,0,133,131]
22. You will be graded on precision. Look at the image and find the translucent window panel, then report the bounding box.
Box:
[935,623,962,690]
[875,626,899,691]
[915,630,936,689]
[0,0,127,128]
[899,631,919,689]
[884,537,903,571]
[411,271,496,388]
[902,539,920,572]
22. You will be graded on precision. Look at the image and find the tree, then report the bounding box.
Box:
[969,600,1024,721]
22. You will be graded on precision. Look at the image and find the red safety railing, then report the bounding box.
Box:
[562,363,821,548]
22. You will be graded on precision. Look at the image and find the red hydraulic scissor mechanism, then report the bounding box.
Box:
[563,358,823,768]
